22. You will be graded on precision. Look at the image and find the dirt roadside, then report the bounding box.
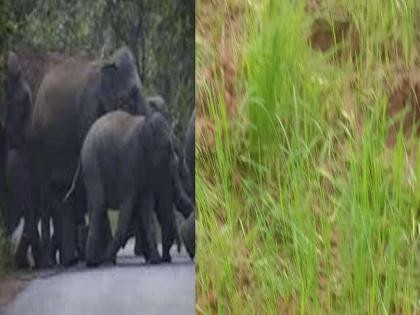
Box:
[0,276,26,313]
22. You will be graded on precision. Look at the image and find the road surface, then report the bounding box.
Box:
[2,240,195,315]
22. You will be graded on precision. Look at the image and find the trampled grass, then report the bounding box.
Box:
[196,0,419,314]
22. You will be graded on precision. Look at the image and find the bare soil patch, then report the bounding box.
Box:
[0,275,26,310]
[307,4,359,59]
[388,66,420,143]
[196,0,246,117]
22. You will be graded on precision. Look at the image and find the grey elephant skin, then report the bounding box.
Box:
[75,110,194,266]
[2,52,42,267]
[184,109,195,198]
[180,109,195,259]
[30,47,149,266]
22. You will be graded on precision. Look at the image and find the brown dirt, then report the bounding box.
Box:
[387,66,420,144]
[196,0,246,117]
[0,275,26,310]
[309,16,349,52]
[307,4,359,60]
[196,115,215,155]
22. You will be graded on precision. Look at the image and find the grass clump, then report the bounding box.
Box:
[196,0,419,314]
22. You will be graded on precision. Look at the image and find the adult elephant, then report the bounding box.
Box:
[31,47,149,266]
[72,110,195,266]
[2,52,42,268]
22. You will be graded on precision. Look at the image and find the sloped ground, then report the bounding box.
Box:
[196,0,419,313]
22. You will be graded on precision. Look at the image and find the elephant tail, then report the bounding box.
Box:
[63,160,81,203]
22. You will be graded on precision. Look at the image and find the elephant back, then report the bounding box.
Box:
[32,55,99,148]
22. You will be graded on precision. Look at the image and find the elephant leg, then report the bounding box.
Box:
[58,198,78,266]
[86,208,108,266]
[17,217,42,269]
[172,158,195,219]
[41,212,52,265]
[74,182,87,261]
[75,216,88,261]
[133,227,143,257]
[3,194,18,237]
[96,213,112,261]
[156,195,176,263]
[19,175,42,268]
[50,212,61,265]
[137,194,160,264]
[134,219,148,258]
[76,224,88,261]
[181,212,195,259]
[15,231,30,268]
[105,194,136,263]
[134,216,158,262]
[24,204,42,268]
[40,183,55,267]
[5,192,28,267]
[85,178,107,266]
[124,220,136,249]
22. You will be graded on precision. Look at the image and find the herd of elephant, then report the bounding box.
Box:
[0,47,195,268]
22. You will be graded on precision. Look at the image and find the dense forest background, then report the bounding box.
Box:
[0,0,194,141]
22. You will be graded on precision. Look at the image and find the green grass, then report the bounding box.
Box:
[197,0,419,314]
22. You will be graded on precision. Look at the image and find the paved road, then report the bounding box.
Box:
[3,240,195,315]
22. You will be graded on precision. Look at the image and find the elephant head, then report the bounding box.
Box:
[98,47,148,116]
[3,52,32,150]
[142,111,173,169]
[6,52,22,81]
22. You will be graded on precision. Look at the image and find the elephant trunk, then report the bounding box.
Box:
[181,212,195,259]
[179,156,194,201]
[171,154,195,219]
[136,89,150,116]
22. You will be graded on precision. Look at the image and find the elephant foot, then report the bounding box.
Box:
[86,253,105,267]
[86,257,115,268]
[15,236,30,269]
[148,256,162,265]
[61,255,78,267]
[176,235,182,253]
[134,242,142,257]
[35,248,57,269]
[15,255,30,269]
[86,250,115,267]
[104,254,117,266]
[49,250,58,267]
[76,226,87,261]
[146,250,162,265]
[37,256,54,269]
[181,213,195,260]
[31,244,46,270]
[162,253,172,263]
[86,259,100,268]
[134,246,150,262]
[76,247,85,261]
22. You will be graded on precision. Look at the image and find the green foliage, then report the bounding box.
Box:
[0,0,194,140]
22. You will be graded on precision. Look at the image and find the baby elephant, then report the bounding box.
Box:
[75,110,194,266]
